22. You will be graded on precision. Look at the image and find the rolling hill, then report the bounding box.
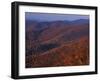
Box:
[25,19,89,68]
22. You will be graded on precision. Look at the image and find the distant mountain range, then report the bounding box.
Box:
[25,19,89,68]
[26,19,89,30]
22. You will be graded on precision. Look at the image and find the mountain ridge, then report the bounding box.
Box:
[25,18,89,68]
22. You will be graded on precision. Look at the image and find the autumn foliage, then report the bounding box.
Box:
[25,19,89,68]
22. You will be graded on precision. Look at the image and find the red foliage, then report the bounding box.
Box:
[26,37,89,68]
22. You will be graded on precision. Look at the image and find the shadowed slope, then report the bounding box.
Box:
[25,19,89,68]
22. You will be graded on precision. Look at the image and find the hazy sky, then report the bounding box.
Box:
[25,12,89,22]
